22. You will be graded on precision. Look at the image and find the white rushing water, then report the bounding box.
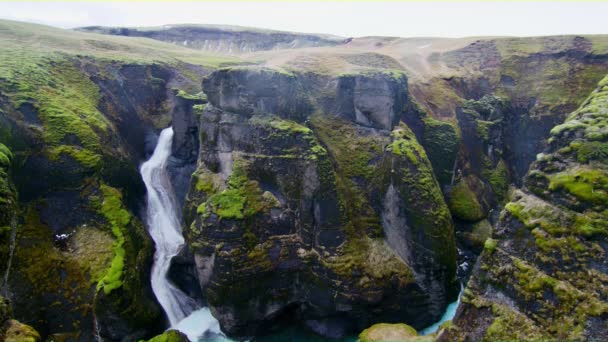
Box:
[141,127,226,341]
[141,127,197,326]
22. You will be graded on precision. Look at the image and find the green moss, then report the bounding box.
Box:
[0,143,15,205]
[573,141,608,163]
[468,219,493,248]
[483,303,543,341]
[11,206,104,333]
[0,143,12,168]
[174,89,202,100]
[449,181,485,221]
[193,104,205,118]
[268,118,311,134]
[387,123,457,274]
[387,127,428,165]
[506,191,607,240]
[202,163,270,220]
[208,189,246,219]
[422,116,460,185]
[482,158,509,202]
[484,238,498,253]
[144,330,189,342]
[308,117,416,283]
[476,119,495,142]
[48,145,101,170]
[312,115,386,180]
[548,167,608,205]
[96,184,131,295]
[505,200,565,235]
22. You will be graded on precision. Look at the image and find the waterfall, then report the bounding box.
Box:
[141,127,226,341]
[141,127,197,326]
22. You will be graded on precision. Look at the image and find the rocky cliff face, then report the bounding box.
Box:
[0,32,209,339]
[442,75,608,341]
[3,19,608,342]
[181,66,457,339]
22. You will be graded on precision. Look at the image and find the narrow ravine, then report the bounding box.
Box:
[419,284,464,335]
[141,127,224,341]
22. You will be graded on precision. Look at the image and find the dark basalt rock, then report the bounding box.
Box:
[442,75,608,341]
[184,67,458,339]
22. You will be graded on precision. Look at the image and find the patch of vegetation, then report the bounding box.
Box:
[449,181,485,221]
[484,302,543,341]
[47,145,101,170]
[0,143,15,206]
[174,89,203,101]
[319,119,384,179]
[96,184,130,295]
[572,141,608,164]
[422,116,460,184]
[548,167,608,206]
[388,123,457,271]
[202,163,270,220]
[144,330,188,342]
[484,238,498,253]
[482,158,509,202]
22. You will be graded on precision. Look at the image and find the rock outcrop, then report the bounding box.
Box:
[183,66,458,339]
[0,296,41,342]
[358,323,421,342]
[442,75,608,341]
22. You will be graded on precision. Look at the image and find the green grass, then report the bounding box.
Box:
[0,19,244,67]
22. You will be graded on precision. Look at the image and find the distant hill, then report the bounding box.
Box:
[77,24,351,53]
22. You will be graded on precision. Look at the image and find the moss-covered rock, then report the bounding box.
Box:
[185,67,457,339]
[145,330,189,342]
[448,181,485,222]
[447,75,608,341]
[0,296,41,342]
[3,319,41,342]
[358,323,420,342]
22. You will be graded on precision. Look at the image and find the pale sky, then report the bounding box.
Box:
[2,1,608,38]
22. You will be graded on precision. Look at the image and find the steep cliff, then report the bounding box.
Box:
[0,19,228,341]
[181,66,457,339]
[442,75,608,341]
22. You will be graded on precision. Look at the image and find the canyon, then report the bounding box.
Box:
[0,19,606,341]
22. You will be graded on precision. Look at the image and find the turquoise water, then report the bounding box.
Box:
[419,285,464,336]
[183,286,464,341]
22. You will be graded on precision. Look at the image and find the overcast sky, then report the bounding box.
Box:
[2,1,608,38]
